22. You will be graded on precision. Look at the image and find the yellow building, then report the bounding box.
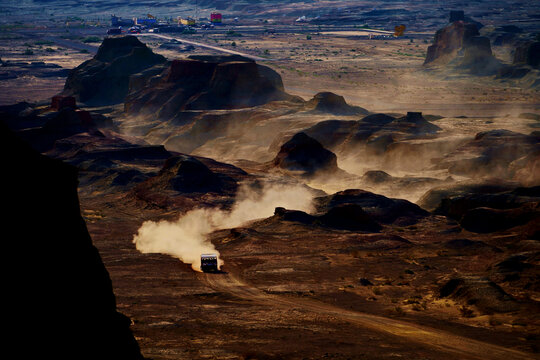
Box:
[178,17,196,26]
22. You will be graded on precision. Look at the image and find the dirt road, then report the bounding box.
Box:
[201,271,534,360]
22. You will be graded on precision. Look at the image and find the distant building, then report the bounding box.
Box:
[178,17,196,26]
[134,18,157,26]
[210,13,222,24]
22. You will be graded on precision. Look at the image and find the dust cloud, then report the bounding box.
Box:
[133,182,314,271]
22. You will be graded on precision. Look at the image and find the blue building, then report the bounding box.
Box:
[134,18,157,27]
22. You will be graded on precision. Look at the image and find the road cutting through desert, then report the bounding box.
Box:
[200,270,533,360]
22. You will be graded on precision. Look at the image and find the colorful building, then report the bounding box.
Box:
[178,17,196,26]
[210,13,222,24]
[134,17,157,26]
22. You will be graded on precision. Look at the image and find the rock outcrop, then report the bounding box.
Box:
[132,154,249,206]
[418,181,520,212]
[513,41,540,69]
[448,10,483,30]
[511,149,540,186]
[125,55,301,118]
[62,36,166,105]
[272,132,340,176]
[15,106,113,153]
[315,189,430,226]
[433,185,540,219]
[424,14,500,75]
[361,113,395,125]
[457,35,501,75]
[439,276,520,314]
[383,112,441,135]
[460,205,539,233]
[361,170,393,184]
[496,41,540,86]
[0,101,40,130]
[47,131,174,193]
[419,183,540,233]
[435,129,540,179]
[491,253,538,289]
[299,112,439,158]
[304,92,368,115]
[273,204,382,232]
[318,203,382,231]
[424,21,481,66]
[2,122,143,358]
[301,119,362,151]
[152,155,240,194]
[360,170,450,195]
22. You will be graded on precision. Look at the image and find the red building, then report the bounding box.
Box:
[210,13,222,24]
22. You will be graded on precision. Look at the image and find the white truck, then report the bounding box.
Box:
[200,254,218,272]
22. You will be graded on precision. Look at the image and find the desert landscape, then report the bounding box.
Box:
[2,1,539,359]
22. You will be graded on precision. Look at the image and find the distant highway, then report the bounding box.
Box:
[16,24,429,63]
[138,33,270,61]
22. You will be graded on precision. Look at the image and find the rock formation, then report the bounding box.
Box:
[361,113,395,125]
[15,106,113,152]
[491,253,538,289]
[361,170,393,184]
[439,276,519,314]
[511,149,540,186]
[272,132,340,176]
[417,181,520,212]
[298,112,439,159]
[131,153,249,209]
[448,10,483,30]
[424,21,480,65]
[2,122,143,359]
[435,129,540,179]
[419,182,540,234]
[318,203,382,231]
[0,101,39,130]
[460,205,539,233]
[62,36,166,105]
[273,204,382,232]
[383,112,441,135]
[315,189,430,226]
[497,41,540,86]
[424,13,499,75]
[49,132,174,193]
[513,41,540,69]
[151,155,240,194]
[125,55,301,118]
[457,35,501,75]
[304,92,368,115]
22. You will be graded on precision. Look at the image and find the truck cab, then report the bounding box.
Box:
[200,254,218,272]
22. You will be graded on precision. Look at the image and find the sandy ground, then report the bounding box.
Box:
[82,192,539,360]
